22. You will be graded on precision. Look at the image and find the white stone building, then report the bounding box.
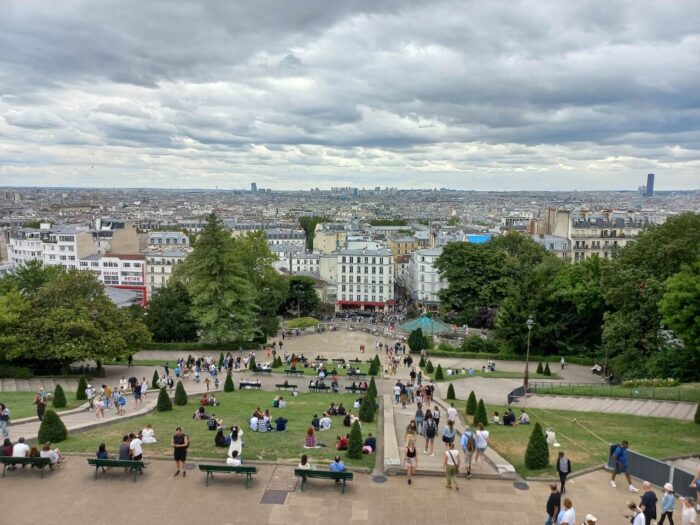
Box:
[336,248,394,312]
[408,246,447,308]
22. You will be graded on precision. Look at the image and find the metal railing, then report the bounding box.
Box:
[530,382,697,402]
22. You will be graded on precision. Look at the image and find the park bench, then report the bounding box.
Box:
[345,386,368,394]
[275,384,297,391]
[239,381,262,390]
[294,468,354,494]
[284,369,305,376]
[347,373,367,379]
[1,456,53,478]
[316,357,328,362]
[253,368,272,375]
[198,464,258,488]
[308,384,330,392]
[349,358,362,364]
[86,458,146,482]
[332,358,346,364]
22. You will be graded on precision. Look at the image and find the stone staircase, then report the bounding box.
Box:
[513,394,697,421]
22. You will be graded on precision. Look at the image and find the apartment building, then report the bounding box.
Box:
[408,246,447,309]
[42,226,97,270]
[265,228,306,249]
[313,223,348,253]
[144,247,190,299]
[147,231,189,247]
[80,253,147,304]
[8,227,45,265]
[531,235,570,260]
[291,252,321,277]
[336,248,394,312]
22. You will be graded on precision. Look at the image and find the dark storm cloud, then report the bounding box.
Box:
[0,0,698,189]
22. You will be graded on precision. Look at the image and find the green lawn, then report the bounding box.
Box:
[429,370,559,382]
[56,391,378,468]
[0,392,86,420]
[457,401,700,478]
[531,383,700,403]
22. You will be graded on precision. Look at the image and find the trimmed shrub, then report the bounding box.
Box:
[426,361,435,374]
[249,356,257,370]
[152,369,160,389]
[284,317,320,329]
[157,387,172,412]
[37,409,68,443]
[543,363,552,376]
[0,365,33,379]
[473,399,488,426]
[695,403,700,425]
[174,381,188,406]
[446,383,456,400]
[536,362,544,374]
[346,420,363,459]
[524,422,549,469]
[224,373,235,392]
[408,328,428,353]
[76,376,87,400]
[434,364,444,381]
[52,384,66,408]
[359,395,375,423]
[368,355,380,376]
[367,377,378,400]
[419,356,426,368]
[218,352,224,368]
[466,391,477,415]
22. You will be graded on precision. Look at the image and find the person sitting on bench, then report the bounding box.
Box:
[226,450,241,466]
[329,456,346,482]
[40,441,64,465]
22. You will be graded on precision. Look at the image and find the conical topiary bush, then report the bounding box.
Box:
[38,409,68,443]
[249,356,257,370]
[156,387,172,412]
[543,363,552,376]
[473,399,488,426]
[536,362,544,375]
[152,369,160,389]
[466,391,477,415]
[218,352,224,368]
[359,395,375,423]
[52,384,66,408]
[346,420,363,459]
[426,361,434,374]
[524,422,549,469]
[367,376,377,400]
[446,383,456,400]
[434,364,444,381]
[419,356,426,368]
[76,376,87,400]
[224,373,235,392]
[174,381,188,406]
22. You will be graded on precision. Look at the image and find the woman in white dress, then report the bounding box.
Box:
[141,423,156,444]
[228,426,243,460]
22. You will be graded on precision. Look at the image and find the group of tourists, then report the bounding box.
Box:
[86,379,148,420]
[0,436,65,468]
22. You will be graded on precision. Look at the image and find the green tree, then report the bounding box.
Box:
[0,259,65,297]
[659,261,700,353]
[145,281,198,342]
[18,270,150,372]
[543,363,552,376]
[466,391,477,415]
[224,373,235,392]
[407,328,428,353]
[434,364,444,380]
[52,384,66,408]
[176,212,258,343]
[76,376,87,400]
[284,276,320,317]
[152,369,160,389]
[446,383,456,400]
[346,420,363,459]
[425,360,434,374]
[37,409,68,443]
[536,362,544,374]
[473,399,487,426]
[524,422,549,469]
[359,395,375,423]
[218,352,224,368]
[419,356,426,367]
[0,287,32,360]
[174,381,188,405]
[367,377,378,400]
[249,356,257,370]
[157,387,172,411]
[298,216,330,251]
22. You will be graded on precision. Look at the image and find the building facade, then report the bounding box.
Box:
[336,248,394,312]
[408,247,447,308]
[144,247,190,299]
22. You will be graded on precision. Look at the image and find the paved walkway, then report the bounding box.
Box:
[514,394,698,421]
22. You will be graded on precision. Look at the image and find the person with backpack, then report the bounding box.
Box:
[611,440,640,492]
[461,425,476,479]
[423,409,436,456]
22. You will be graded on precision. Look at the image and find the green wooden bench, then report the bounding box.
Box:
[275,384,297,391]
[345,386,368,394]
[253,368,272,375]
[239,381,262,389]
[308,384,330,392]
[1,456,53,478]
[198,464,258,487]
[87,458,146,482]
[294,468,354,494]
[284,369,305,376]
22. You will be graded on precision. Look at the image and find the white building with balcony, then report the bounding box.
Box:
[336,248,394,312]
[8,228,45,266]
[408,246,447,308]
[144,247,190,299]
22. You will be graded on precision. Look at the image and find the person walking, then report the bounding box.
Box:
[559,498,576,525]
[172,427,189,477]
[441,420,456,450]
[444,441,460,490]
[405,441,418,485]
[611,440,639,492]
[460,425,476,479]
[659,483,676,525]
[679,497,697,525]
[641,481,658,525]
[474,422,489,464]
[627,501,646,525]
[127,354,133,367]
[423,410,436,456]
[557,451,572,494]
[34,393,46,422]
[0,403,10,438]
[545,483,561,525]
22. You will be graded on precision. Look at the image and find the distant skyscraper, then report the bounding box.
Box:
[645,174,655,197]
[251,182,257,193]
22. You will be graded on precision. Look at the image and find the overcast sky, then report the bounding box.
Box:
[1,1,699,191]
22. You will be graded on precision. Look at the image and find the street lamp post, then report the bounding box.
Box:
[524,316,534,390]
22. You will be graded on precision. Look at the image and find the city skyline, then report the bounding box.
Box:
[1,1,699,190]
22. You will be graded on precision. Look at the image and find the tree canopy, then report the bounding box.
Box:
[283,275,320,317]
[145,281,198,342]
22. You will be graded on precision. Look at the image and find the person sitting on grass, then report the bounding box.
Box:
[274,416,288,432]
[336,403,347,416]
[518,410,530,425]
[200,394,209,407]
[257,416,268,433]
[363,433,377,454]
[193,406,208,420]
[141,423,157,444]
[278,397,287,408]
[249,416,258,431]
[40,442,64,465]
[492,411,501,425]
[502,409,516,427]
[214,429,227,448]
[328,403,337,416]
[319,413,332,431]
[226,450,241,466]
[304,427,323,449]
[311,414,320,431]
[207,414,222,431]
[336,434,349,451]
[208,395,219,407]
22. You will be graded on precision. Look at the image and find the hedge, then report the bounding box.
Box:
[143,341,262,351]
[0,365,33,379]
[429,345,596,366]
[283,317,320,329]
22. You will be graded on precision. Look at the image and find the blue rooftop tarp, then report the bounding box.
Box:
[401,315,452,335]
[466,234,493,244]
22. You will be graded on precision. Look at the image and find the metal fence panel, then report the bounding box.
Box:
[672,468,695,499]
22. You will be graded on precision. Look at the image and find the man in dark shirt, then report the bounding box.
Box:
[640,481,658,525]
[275,417,288,432]
[118,435,131,460]
[311,415,320,431]
[545,483,561,525]
[363,433,377,452]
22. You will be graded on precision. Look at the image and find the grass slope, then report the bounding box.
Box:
[0,392,85,420]
[531,383,700,403]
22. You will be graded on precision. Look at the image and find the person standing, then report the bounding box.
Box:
[127,354,133,367]
[560,357,566,370]
[34,393,46,422]
[172,427,189,477]
[611,440,639,492]
[659,483,676,525]
[0,403,10,439]
[85,384,96,410]
[129,432,143,461]
[545,483,561,525]
[557,451,572,494]
[423,410,436,456]
[474,422,490,464]
[679,497,697,525]
[640,481,658,525]
[447,403,458,424]
[405,441,418,485]
[691,461,700,512]
[627,501,646,525]
[460,425,476,479]
[444,441,460,490]
[559,498,576,525]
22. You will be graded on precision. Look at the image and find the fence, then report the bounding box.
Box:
[607,447,697,497]
[531,382,699,402]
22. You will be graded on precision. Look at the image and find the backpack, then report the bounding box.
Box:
[466,432,476,452]
[425,420,437,438]
[207,418,217,430]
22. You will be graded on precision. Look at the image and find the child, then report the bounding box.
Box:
[659,483,675,525]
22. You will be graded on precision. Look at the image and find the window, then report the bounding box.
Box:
[342,285,346,292]
[379,286,383,293]
[123,263,131,268]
